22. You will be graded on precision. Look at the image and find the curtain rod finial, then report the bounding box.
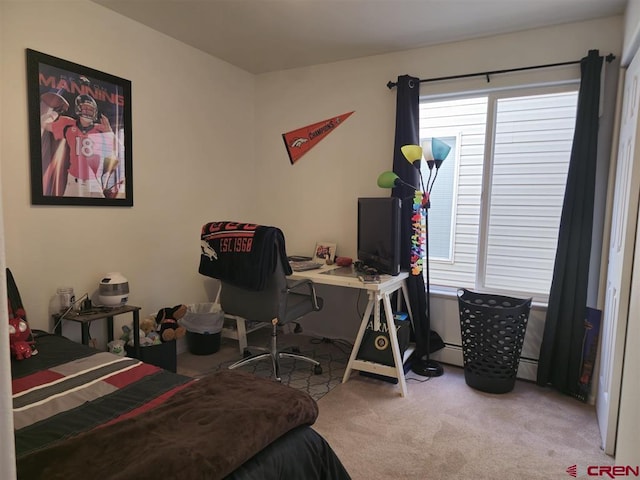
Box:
[606,53,616,63]
[387,80,397,89]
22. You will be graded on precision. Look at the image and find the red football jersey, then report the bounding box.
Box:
[50,116,113,180]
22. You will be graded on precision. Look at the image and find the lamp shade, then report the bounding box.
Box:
[377,170,417,190]
[401,144,423,168]
[377,171,400,188]
[422,137,451,169]
[421,140,435,169]
[431,137,451,168]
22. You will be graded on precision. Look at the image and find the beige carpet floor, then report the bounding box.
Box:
[314,367,613,480]
[177,328,351,401]
[178,331,612,480]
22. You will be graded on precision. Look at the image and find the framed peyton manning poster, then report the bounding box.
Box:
[26,49,133,206]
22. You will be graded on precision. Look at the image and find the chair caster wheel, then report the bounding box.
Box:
[313,365,323,375]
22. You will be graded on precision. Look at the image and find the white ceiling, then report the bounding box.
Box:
[93,0,627,74]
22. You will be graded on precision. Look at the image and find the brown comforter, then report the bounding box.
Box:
[17,370,319,480]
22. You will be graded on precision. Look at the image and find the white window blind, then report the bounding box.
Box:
[420,86,578,301]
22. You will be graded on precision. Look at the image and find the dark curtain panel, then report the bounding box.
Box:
[392,75,421,266]
[536,50,603,395]
[391,75,444,358]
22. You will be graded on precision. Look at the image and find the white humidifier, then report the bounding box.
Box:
[98,272,129,307]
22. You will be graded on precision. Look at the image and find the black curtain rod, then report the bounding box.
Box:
[386,53,616,89]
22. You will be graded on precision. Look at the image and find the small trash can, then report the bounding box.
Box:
[457,289,532,394]
[180,303,224,355]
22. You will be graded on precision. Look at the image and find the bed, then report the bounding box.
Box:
[11,332,351,480]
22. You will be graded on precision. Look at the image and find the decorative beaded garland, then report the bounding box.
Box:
[411,189,426,275]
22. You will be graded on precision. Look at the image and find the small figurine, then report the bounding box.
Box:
[9,302,38,360]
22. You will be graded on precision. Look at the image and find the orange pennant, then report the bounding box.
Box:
[282,111,354,164]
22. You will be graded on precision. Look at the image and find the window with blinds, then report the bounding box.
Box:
[419,85,578,301]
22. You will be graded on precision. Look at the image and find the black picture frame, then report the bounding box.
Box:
[26,49,133,206]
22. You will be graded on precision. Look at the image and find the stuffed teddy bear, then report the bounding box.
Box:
[140,316,156,336]
[140,316,161,345]
[155,304,187,342]
[121,316,164,348]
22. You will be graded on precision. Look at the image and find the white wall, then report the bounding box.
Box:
[1,1,256,342]
[0,1,18,477]
[253,16,624,358]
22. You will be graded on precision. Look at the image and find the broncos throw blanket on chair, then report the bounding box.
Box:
[199,222,292,291]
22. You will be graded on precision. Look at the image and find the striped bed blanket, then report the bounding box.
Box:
[13,349,193,459]
[12,334,320,480]
[12,336,193,459]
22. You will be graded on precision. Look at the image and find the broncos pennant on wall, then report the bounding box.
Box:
[282,111,354,164]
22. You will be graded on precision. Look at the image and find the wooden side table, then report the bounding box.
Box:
[53,305,142,356]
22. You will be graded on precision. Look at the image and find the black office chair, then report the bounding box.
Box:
[220,247,324,381]
[199,222,324,381]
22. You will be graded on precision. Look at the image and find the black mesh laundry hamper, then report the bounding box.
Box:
[457,289,532,394]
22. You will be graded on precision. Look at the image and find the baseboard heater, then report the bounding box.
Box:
[430,343,538,382]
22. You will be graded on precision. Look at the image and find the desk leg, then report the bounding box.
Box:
[54,317,62,337]
[342,294,375,384]
[372,291,382,330]
[107,317,114,343]
[132,310,141,359]
[382,292,408,397]
[81,324,89,346]
[342,286,409,397]
[400,280,414,323]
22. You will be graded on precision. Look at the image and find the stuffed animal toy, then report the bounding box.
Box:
[121,318,162,348]
[140,316,157,336]
[107,339,126,356]
[141,316,161,345]
[121,324,146,347]
[8,301,38,360]
[155,304,187,342]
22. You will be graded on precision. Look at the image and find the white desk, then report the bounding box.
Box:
[290,265,414,397]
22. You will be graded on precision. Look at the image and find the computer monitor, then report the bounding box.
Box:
[357,197,401,275]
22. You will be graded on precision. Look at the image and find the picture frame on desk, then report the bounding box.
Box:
[26,49,133,207]
[313,242,336,264]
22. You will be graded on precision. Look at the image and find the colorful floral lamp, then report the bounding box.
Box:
[377,138,451,377]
